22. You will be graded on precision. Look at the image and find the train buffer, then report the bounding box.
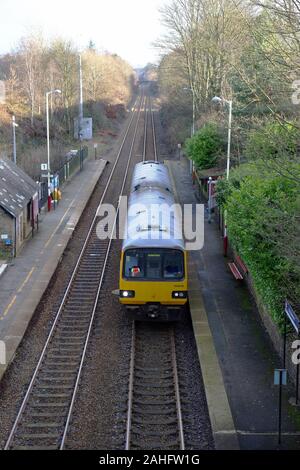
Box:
[228,255,248,281]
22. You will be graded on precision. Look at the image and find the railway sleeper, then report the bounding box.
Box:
[135,371,173,380]
[11,445,58,450]
[26,413,65,419]
[131,439,179,449]
[135,362,172,370]
[53,335,87,341]
[133,382,174,389]
[133,398,178,406]
[134,389,175,397]
[49,344,84,350]
[132,428,179,438]
[58,317,90,323]
[30,402,69,408]
[132,407,176,415]
[132,417,178,426]
[32,393,71,398]
[22,422,62,429]
[35,384,74,390]
[49,342,84,349]
[15,432,60,439]
[40,368,77,375]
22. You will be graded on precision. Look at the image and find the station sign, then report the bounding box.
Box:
[285,300,300,335]
[41,163,48,171]
[274,369,287,386]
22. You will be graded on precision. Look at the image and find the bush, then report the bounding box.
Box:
[217,162,300,331]
[245,121,299,162]
[185,122,224,170]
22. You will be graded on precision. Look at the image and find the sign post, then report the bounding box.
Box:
[208,178,217,224]
[285,300,300,406]
[94,143,98,160]
[274,368,287,445]
[177,143,181,160]
[296,362,299,406]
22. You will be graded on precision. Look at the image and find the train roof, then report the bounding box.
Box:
[122,186,185,252]
[130,161,173,194]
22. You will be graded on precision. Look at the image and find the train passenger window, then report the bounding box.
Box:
[146,253,162,279]
[163,251,184,279]
[124,251,144,278]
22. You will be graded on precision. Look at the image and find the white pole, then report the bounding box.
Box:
[12,116,17,165]
[192,91,195,137]
[208,177,212,223]
[46,92,51,197]
[224,99,232,256]
[78,55,83,140]
[226,100,232,180]
[190,89,195,175]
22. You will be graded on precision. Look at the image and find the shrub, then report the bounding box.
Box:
[217,162,300,331]
[245,121,299,162]
[185,122,224,170]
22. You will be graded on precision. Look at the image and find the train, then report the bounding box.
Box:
[118,161,188,321]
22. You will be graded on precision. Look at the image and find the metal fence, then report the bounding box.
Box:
[39,146,89,210]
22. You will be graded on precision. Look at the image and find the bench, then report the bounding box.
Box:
[228,255,248,281]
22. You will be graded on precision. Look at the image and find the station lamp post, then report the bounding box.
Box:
[46,89,61,211]
[212,96,233,255]
[12,115,19,165]
[211,96,232,180]
[183,86,196,175]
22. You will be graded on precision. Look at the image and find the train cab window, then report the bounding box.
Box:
[124,251,144,278]
[163,251,184,279]
[124,249,184,280]
[146,253,161,279]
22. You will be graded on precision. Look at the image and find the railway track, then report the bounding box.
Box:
[149,96,158,162]
[142,94,158,162]
[4,92,146,450]
[125,322,185,450]
[125,93,184,450]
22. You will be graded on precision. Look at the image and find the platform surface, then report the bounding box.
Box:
[168,157,300,450]
[0,158,107,381]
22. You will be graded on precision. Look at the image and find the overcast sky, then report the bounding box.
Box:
[0,0,168,67]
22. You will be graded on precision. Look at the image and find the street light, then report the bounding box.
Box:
[212,96,232,180]
[183,87,195,138]
[12,115,19,165]
[46,89,61,211]
[212,96,233,256]
[183,87,196,175]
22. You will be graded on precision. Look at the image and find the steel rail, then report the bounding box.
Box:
[171,329,185,450]
[4,92,144,450]
[149,96,158,162]
[125,321,135,450]
[125,324,185,450]
[60,90,144,449]
[142,95,148,162]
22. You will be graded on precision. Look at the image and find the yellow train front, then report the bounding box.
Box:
[118,161,188,321]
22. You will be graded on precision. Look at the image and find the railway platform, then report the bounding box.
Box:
[168,157,300,450]
[0,158,107,382]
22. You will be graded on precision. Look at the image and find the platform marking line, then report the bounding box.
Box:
[44,196,77,250]
[17,267,35,294]
[215,430,300,436]
[0,295,17,320]
[43,162,105,251]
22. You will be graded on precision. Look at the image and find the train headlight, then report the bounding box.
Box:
[120,290,135,298]
[172,291,187,299]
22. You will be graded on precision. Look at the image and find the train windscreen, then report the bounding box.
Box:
[123,249,184,280]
